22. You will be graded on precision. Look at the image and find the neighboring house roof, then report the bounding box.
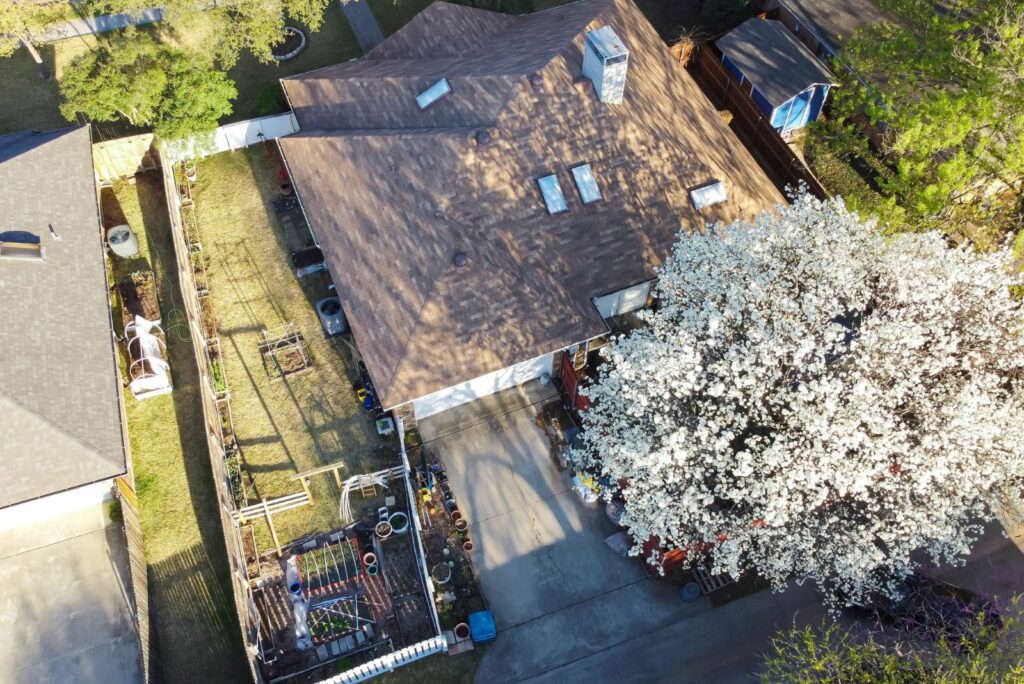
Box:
[774,0,890,51]
[280,0,783,409]
[718,18,837,108]
[0,126,126,508]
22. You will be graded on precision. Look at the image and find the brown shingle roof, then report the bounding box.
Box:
[0,126,127,507]
[280,0,783,409]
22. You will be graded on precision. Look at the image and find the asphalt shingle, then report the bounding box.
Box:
[280,0,784,409]
[0,126,126,507]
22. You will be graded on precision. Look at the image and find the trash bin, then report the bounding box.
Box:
[468,610,496,643]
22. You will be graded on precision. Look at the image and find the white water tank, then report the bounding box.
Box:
[582,26,629,104]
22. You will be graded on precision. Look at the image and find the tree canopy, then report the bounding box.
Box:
[0,0,68,61]
[762,610,1024,683]
[575,194,1024,606]
[811,0,1024,237]
[59,30,236,140]
[108,0,330,66]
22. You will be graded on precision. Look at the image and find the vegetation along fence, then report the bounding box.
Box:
[686,43,828,199]
[159,156,263,683]
[159,145,445,683]
[161,112,300,163]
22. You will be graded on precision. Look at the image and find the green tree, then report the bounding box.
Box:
[762,608,1024,683]
[59,30,236,140]
[699,0,752,31]
[109,0,330,66]
[813,0,1024,238]
[0,0,68,75]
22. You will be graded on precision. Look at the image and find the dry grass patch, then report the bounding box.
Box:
[191,144,392,550]
[105,172,248,683]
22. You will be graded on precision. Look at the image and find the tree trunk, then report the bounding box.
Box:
[20,34,51,80]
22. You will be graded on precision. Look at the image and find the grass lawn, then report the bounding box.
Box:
[0,34,97,136]
[368,0,434,36]
[0,3,359,135]
[191,144,391,551]
[388,647,484,684]
[103,172,249,684]
[220,4,362,122]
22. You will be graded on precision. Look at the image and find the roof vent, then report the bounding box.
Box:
[689,180,728,209]
[475,129,493,146]
[582,26,629,104]
[453,252,469,269]
[529,73,544,91]
[416,77,452,110]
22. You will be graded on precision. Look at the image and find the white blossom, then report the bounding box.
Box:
[576,194,1024,606]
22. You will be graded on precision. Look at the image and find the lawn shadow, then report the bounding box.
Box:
[126,171,248,682]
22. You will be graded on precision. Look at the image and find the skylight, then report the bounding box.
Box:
[416,78,452,110]
[0,240,44,260]
[537,174,569,214]
[0,231,44,261]
[689,180,728,209]
[571,164,601,204]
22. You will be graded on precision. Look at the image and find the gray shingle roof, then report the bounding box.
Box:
[0,126,127,508]
[280,0,783,409]
[717,18,836,108]
[777,0,890,50]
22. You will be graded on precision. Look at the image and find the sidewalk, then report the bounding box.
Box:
[339,0,386,52]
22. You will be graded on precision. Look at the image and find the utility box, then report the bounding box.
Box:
[582,26,629,104]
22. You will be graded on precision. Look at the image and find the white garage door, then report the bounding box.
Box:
[413,353,554,420]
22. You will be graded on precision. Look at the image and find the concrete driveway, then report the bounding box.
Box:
[420,385,1024,683]
[421,384,702,682]
[0,503,142,684]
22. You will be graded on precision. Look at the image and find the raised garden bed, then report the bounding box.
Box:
[117,270,161,325]
[413,446,488,630]
[259,327,313,381]
[272,27,306,61]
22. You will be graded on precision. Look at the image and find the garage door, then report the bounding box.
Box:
[413,353,554,420]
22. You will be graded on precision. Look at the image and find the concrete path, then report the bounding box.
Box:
[422,389,694,682]
[37,8,163,43]
[0,503,143,684]
[524,583,831,684]
[339,0,386,53]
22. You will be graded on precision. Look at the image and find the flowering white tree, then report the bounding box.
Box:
[577,194,1024,605]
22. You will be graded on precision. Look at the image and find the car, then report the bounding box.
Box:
[843,573,1002,644]
[106,223,140,258]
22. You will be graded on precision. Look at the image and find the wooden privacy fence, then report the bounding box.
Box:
[159,158,263,683]
[687,44,828,199]
[116,475,159,683]
[93,134,160,184]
